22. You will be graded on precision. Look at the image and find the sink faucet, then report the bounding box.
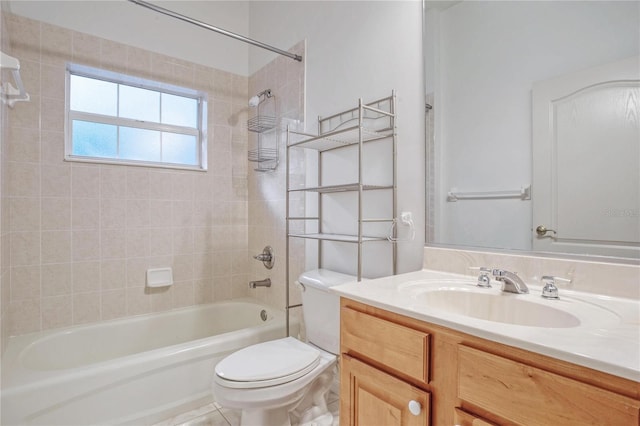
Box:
[492,269,529,294]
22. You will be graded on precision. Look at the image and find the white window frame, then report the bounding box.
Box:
[65,63,208,171]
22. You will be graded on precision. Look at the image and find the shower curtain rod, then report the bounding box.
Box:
[128,0,302,62]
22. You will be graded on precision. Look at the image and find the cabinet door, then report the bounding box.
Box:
[453,408,498,426]
[341,354,430,426]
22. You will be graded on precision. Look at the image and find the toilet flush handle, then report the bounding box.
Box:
[408,400,422,416]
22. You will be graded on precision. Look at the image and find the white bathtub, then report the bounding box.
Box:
[1,298,294,425]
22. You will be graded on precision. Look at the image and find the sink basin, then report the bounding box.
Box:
[398,281,620,328]
[418,289,580,327]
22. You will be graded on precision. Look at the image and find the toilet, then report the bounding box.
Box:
[212,269,356,426]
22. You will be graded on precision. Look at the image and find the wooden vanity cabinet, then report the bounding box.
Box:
[340,298,640,426]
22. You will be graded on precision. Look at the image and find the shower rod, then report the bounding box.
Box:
[128,0,302,62]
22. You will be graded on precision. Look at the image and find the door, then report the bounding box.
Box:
[340,355,430,426]
[532,56,640,258]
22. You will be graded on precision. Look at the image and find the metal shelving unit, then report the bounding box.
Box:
[284,92,397,334]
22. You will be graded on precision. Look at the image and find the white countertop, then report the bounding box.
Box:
[331,269,640,382]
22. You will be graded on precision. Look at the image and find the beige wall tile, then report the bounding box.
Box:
[173,282,194,308]
[71,166,100,198]
[126,199,149,228]
[72,292,100,324]
[41,97,64,132]
[41,165,71,197]
[42,230,72,264]
[41,22,71,66]
[148,227,173,256]
[10,231,40,266]
[6,13,40,62]
[72,229,100,261]
[148,200,173,228]
[148,171,173,200]
[10,197,40,232]
[126,286,151,316]
[126,228,149,257]
[194,279,214,304]
[100,167,127,199]
[8,127,40,163]
[101,289,126,320]
[126,168,149,199]
[100,198,126,229]
[41,197,71,230]
[100,259,126,290]
[100,228,127,259]
[9,162,40,197]
[72,261,100,293]
[10,265,41,300]
[72,197,100,229]
[172,200,193,227]
[172,254,194,282]
[9,299,40,335]
[72,31,101,67]
[41,64,65,100]
[100,39,128,73]
[41,263,71,297]
[41,295,72,330]
[41,131,64,165]
[193,253,213,280]
[172,227,194,255]
[126,257,148,288]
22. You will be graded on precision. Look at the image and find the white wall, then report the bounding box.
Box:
[5,0,250,76]
[434,1,640,251]
[249,1,426,275]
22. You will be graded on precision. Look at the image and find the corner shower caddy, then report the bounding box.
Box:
[284,91,398,333]
[247,90,278,172]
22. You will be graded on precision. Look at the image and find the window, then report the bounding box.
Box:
[65,64,207,170]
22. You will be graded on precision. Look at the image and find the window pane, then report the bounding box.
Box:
[119,127,161,162]
[119,85,160,123]
[162,93,198,127]
[162,132,198,165]
[70,75,117,116]
[72,120,118,158]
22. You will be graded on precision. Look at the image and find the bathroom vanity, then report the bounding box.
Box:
[334,270,640,425]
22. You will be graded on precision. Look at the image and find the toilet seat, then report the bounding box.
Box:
[215,337,321,389]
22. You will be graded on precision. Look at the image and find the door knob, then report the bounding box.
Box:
[535,225,557,236]
[408,400,421,416]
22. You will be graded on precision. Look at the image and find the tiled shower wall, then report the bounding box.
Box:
[1,7,11,353]
[3,13,251,338]
[247,42,305,321]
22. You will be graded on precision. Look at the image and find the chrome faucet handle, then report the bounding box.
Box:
[540,276,571,299]
[253,246,274,269]
[469,267,492,288]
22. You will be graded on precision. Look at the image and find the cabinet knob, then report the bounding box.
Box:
[408,400,422,416]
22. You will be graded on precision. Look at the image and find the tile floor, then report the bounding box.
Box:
[153,393,340,426]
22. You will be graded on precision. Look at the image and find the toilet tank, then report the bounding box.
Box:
[298,269,358,355]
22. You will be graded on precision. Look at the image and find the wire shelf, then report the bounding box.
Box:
[247,115,277,133]
[248,148,277,163]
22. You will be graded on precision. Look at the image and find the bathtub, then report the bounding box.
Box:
[1,298,294,425]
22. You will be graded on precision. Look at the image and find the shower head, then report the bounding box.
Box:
[248,89,272,107]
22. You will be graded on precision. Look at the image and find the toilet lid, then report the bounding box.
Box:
[215,337,321,389]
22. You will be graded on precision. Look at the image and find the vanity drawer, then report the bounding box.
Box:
[458,345,640,425]
[341,307,430,383]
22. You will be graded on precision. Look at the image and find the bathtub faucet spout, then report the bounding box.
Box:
[249,278,271,289]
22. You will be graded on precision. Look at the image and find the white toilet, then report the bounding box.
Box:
[212,269,355,426]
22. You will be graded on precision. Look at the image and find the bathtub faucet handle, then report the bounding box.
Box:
[253,246,274,269]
